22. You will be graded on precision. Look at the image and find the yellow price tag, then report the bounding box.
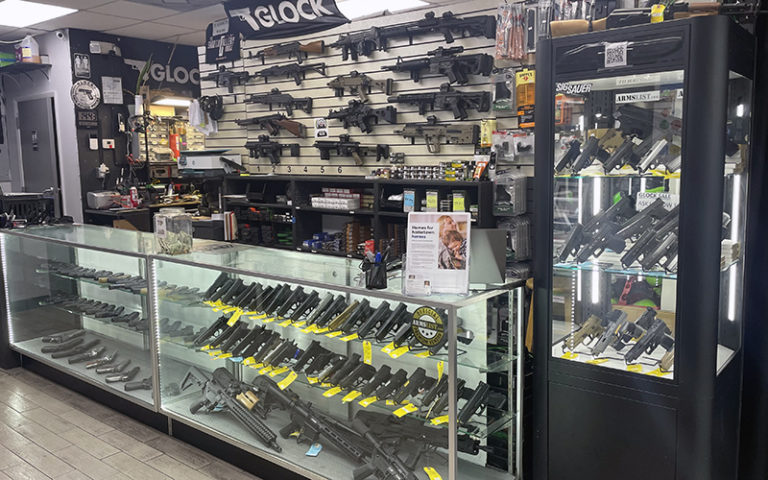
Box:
[363,341,372,365]
[389,346,410,359]
[342,391,363,403]
[200,345,211,351]
[385,399,396,406]
[321,382,333,388]
[323,386,343,398]
[277,319,292,328]
[358,396,378,407]
[242,357,256,366]
[430,415,449,426]
[244,311,260,315]
[414,351,431,359]
[393,403,418,418]
[302,325,317,334]
[627,364,643,373]
[203,301,215,307]
[341,333,359,342]
[269,366,289,377]
[437,361,444,379]
[423,467,442,480]
[292,321,307,329]
[326,331,343,338]
[586,358,610,365]
[227,309,243,327]
[216,353,233,360]
[277,371,298,390]
[207,350,221,356]
[263,317,276,323]
[561,352,579,360]
[307,377,319,384]
[222,306,238,314]
[250,313,267,320]
[258,365,274,375]
[381,342,396,354]
[646,368,671,377]
[314,327,329,334]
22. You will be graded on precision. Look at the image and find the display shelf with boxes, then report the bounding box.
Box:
[151,243,523,480]
[534,17,753,480]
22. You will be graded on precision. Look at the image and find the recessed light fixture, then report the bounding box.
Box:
[153,97,191,107]
[337,0,428,20]
[0,0,76,28]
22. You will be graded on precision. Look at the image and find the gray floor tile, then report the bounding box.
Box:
[52,410,112,438]
[52,470,90,480]
[144,436,213,469]
[97,430,162,463]
[144,455,212,480]
[0,391,38,414]
[53,445,125,480]
[102,452,171,480]
[14,420,71,453]
[198,460,261,480]
[20,410,73,436]
[2,462,50,480]
[0,470,12,480]
[0,445,24,470]
[58,428,118,460]
[98,414,159,442]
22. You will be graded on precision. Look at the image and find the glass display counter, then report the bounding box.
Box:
[0,224,523,480]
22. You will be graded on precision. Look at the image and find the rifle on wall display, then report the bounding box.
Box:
[314,135,390,166]
[236,114,307,138]
[245,88,313,115]
[202,66,250,93]
[252,40,325,64]
[381,46,494,84]
[395,116,480,153]
[387,83,491,120]
[326,101,397,134]
[253,62,327,86]
[327,71,393,101]
[245,136,301,164]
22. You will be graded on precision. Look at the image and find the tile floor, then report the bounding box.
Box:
[0,367,262,480]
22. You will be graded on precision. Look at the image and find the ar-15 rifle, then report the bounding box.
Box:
[394,115,479,153]
[351,419,419,480]
[254,62,326,86]
[330,10,496,61]
[245,135,300,165]
[245,88,312,115]
[181,367,281,452]
[202,66,250,93]
[252,40,324,65]
[314,135,390,166]
[381,46,493,84]
[327,100,397,134]
[236,114,307,138]
[328,71,393,102]
[387,83,490,120]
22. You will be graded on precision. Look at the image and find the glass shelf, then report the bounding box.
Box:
[554,261,677,280]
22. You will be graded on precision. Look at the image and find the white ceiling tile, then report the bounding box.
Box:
[30,11,140,30]
[160,30,204,46]
[104,21,193,40]
[90,1,179,20]
[0,27,47,40]
[154,4,224,29]
[36,0,114,9]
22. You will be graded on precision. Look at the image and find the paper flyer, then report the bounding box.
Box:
[405,212,471,296]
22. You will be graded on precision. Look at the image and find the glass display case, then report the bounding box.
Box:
[534,16,753,480]
[0,225,157,407]
[152,251,523,480]
[0,223,523,480]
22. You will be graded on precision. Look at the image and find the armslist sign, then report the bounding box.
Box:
[615,90,661,104]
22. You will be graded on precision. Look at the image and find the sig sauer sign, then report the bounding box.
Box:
[225,0,349,40]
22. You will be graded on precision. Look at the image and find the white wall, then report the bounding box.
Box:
[1,30,82,221]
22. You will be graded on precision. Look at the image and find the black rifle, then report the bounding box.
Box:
[236,114,307,138]
[327,100,398,134]
[375,303,408,342]
[181,367,281,452]
[382,46,493,84]
[202,66,250,93]
[351,419,418,480]
[330,10,496,61]
[357,301,391,338]
[374,369,408,400]
[245,88,313,116]
[624,315,674,364]
[391,368,427,404]
[359,366,392,396]
[254,62,326,86]
[314,135,390,166]
[253,40,324,64]
[252,377,369,465]
[387,82,490,120]
[328,71,393,102]
[394,115,479,153]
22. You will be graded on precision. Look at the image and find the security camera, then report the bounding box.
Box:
[55,30,66,40]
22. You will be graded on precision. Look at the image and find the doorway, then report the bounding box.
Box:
[17,97,62,216]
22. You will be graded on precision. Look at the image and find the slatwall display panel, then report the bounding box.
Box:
[198,0,521,176]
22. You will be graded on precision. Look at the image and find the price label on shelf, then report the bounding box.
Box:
[626,364,643,373]
[243,357,256,366]
[586,358,609,365]
[437,361,444,379]
[358,396,378,407]
[342,391,363,403]
[216,353,232,360]
[292,321,307,329]
[259,365,274,375]
[302,325,317,334]
[307,376,319,384]
[561,352,579,360]
[323,386,343,398]
[363,341,372,365]
[227,309,243,326]
[326,331,343,338]
[393,403,418,418]
[381,342,396,354]
[269,366,289,377]
[277,319,292,328]
[423,467,442,480]
[341,333,358,342]
[263,317,276,323]
[389,346,410,359]
[414,351,431,359]
[430,415,449,426]
[250,313,267,320]
[278,371,298,390]
[314,327,329,334]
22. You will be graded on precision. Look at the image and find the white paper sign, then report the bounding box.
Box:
[604,41,628,68]
[615,90,661,104]
[636,191,679,211]
[405,212,470,296]
[101,76,123,105]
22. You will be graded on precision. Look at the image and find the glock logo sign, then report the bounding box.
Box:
[225,0,349,40]
[411,306,445,348]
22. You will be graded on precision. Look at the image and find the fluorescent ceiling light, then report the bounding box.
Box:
[337,0,428,20]
[153,97,191,107]
[0,0,76,28]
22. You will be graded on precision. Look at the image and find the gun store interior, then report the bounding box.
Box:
[0,1,767,480]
